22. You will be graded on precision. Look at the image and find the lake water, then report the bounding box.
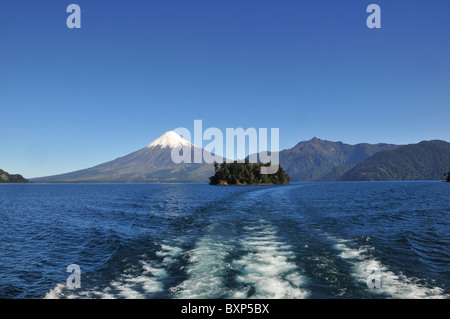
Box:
[0,182,449,299]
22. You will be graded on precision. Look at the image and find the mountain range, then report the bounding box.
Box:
[29,132,450,183]
[278,137,399,181]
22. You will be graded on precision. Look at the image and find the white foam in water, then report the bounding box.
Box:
[44,283,68,299]
[172,234,231,299]
[44,243,183,299]
[44,261,167,299]
[332,239,448,299]
[231,223,309,299]
[156,244,183,266]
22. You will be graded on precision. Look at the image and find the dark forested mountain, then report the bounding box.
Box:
[340,140,450,181]
[0,169,29,183]
[31,131,214,183]
[279,137,399,181]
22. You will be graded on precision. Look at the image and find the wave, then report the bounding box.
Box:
[44,242,183,299]
[170,223,233,299]
[331,237,448,299]
[230,222,309,299]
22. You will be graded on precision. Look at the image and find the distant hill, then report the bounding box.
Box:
[340,140,450,181]
[0,169,29,183]
[279,137,399,181]
[31,131,214,183]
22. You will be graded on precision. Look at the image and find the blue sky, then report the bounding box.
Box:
[1,0,449,178]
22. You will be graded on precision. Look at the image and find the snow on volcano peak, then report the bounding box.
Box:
[146,131,193,149]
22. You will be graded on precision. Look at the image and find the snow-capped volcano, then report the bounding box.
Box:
[147,131,193,149]
[32,131,214,183]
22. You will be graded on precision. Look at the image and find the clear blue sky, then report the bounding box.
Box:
[1,0,449,178]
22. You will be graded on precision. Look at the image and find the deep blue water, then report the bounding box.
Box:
[0,182,449,299]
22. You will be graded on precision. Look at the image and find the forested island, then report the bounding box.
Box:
[0,169,29,183]
[209,161,290,185]
[445,171,450,182]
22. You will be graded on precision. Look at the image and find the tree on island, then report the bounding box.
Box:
[445,171,450,182]
[209,160,290,185]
